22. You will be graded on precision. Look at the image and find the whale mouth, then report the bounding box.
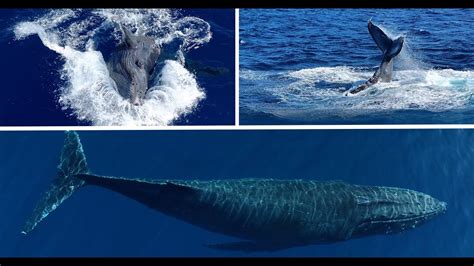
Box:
[354,199,447,236]
[351,186,447,237]
[129,89,146,107]
[367,200,447,225]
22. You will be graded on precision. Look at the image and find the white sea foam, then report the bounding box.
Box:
[14,9,211,126]
[241,66,474,119]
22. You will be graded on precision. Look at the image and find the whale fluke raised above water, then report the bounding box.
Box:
[22,132,446,252]
[106,24,161,106]
[346,20,404,95]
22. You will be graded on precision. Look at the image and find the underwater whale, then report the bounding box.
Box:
[107,24,161,106]
[22,131,446,252]
[346,20,404,95]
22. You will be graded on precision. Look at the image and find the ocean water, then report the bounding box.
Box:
[0,9,235,126]
[240,9,474,124]
[0,130,472,257]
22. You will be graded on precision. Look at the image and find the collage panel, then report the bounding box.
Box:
[2,129,471,256]
[239,8,473,125]
[0,4,472,261]
[0,9,235,126]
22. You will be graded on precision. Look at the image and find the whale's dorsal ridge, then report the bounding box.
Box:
[319,179,349,187]
[164,181,199,193]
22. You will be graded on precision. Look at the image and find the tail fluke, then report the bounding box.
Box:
[22,131,89,234]
[368,20,391,52]
[385,36,404,59]
[344,21,404,96]
[368,20,404,59]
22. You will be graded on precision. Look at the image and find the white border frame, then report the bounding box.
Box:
[0,125,473,131]
[235,8,240,126]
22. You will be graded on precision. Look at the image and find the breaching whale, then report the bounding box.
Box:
[346,20,404,95]
[22,131,446,252]
[107,24,161,106]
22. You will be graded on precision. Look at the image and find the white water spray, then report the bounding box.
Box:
[14,9,211,126]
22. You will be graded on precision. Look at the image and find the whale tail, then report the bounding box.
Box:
[22,131,89,234]
[346,21,405,95]
[368,20,404,60]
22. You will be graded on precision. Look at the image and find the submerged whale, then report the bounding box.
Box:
[107,24,161,106]
[346,20,404,95]
[22,132,446,252]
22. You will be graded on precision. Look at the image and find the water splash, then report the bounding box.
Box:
[13,9,211,126]
[376,23,429,71]
[241,67,474,120]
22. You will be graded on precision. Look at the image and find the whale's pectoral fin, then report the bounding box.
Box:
[368,20,391,52]
[204,241,290,252]
[184,60,230,77]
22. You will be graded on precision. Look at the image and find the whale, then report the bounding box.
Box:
[22,131,446,252]
[106,24,161,106]
[345,20,404,95]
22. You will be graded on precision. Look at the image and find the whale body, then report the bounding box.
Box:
[22,132,446,252]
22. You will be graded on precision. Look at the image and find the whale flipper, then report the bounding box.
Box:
[205,241,290,252]
[22,131,89,234]
[346,21,404,95]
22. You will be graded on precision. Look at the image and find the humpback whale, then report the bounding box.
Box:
[346,21,404,95]
[22,132,446,252]
[107,24,161,106]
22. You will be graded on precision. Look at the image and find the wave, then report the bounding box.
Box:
[240,67,474,120]
[13,9,210,126]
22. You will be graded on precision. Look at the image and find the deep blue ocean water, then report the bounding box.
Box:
[240,9,474,124]
[0,130,472,257]
[0,9,235,126]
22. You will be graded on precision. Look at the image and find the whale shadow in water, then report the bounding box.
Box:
[344,20,404,96]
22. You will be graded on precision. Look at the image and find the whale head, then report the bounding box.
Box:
[108,24,161,106]
[125,29,160,106]
[351,186,447,237]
